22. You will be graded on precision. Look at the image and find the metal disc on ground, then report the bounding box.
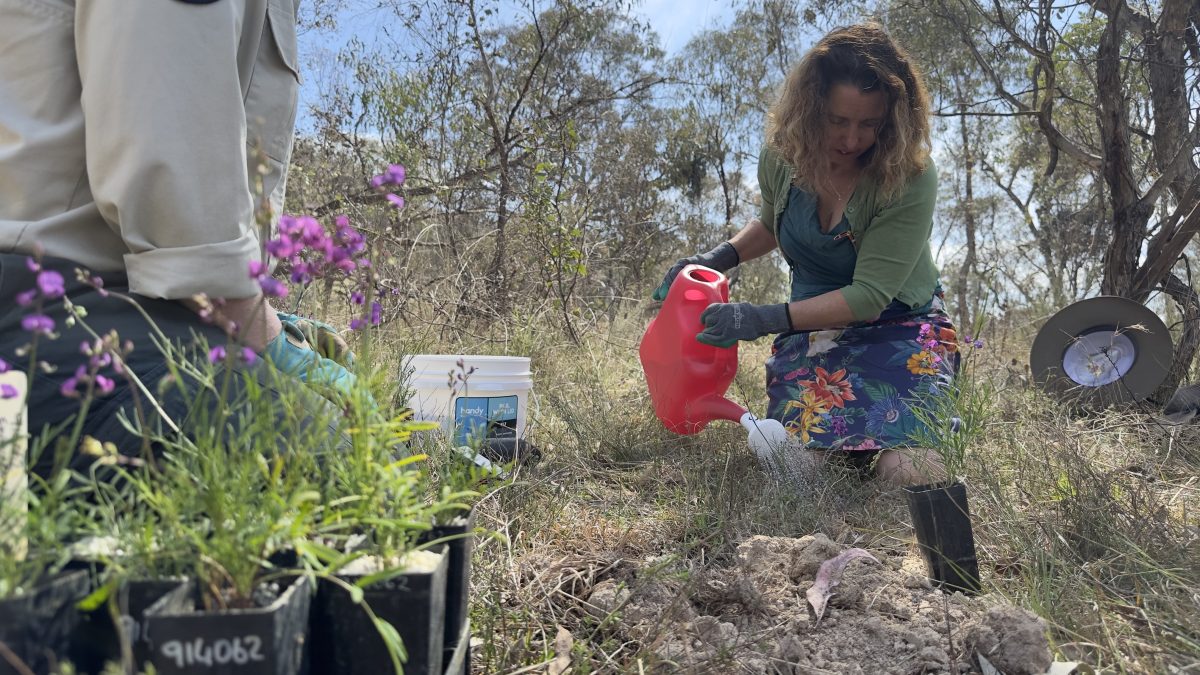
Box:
[1029,296,1173,404]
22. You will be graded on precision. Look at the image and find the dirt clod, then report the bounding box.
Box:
[964,606,1053,675]
[566,534,1053,673]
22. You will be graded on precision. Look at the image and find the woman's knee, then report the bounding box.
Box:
[875,448,945,486]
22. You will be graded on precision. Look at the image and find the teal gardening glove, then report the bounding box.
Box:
[697,302,793,348]
[651,242,740,301]
[276,312,356,367]
[265,317,364,407]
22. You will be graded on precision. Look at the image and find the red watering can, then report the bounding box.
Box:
[639,265,749,434]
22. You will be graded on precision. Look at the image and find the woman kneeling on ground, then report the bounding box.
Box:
[653,23,958,487]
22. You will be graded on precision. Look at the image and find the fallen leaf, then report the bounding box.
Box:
[805,548,879,621]
[978,653,1001,675]
[548,624,573,675]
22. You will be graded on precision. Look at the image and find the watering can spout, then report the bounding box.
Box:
[687,396,748,427]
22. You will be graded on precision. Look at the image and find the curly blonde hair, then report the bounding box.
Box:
[767,23,931,201]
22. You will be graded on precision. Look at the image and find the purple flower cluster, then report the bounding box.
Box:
[248,164,406,331]
[370,163,407,211]
[962,334,986,349]
[917,323,944,365]
[60,335,129,399]
[370,163,405,188]
[16,258,66,337]
[207,345,258,366]
[349,301,383,331]
[253,213,370,298]
[0,357,15,400]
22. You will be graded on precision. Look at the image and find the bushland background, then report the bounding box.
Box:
[286,0,1199,671]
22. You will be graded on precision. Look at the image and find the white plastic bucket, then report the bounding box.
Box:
[403,355,532,446]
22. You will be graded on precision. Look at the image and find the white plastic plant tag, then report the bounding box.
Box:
[0,371,28,561]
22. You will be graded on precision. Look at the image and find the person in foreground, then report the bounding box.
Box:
[0,0,356,473]
[654,23,958,487]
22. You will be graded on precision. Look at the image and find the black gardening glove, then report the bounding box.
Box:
[696,302,792,348]
[651,242,740,301]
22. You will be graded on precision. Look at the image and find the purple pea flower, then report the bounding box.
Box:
[385,193,405,210]
[95,375,115,395]
[241,347,258,365]
[208,346,227,363]
[0,358,8,374]
[24,257,40,273]
[370,164,406,189]
[248,260,268,278]
[90,351,112,369]
[369,301,382,326]
[60,365,86,398]
[974,338,985,349]
[16,289,36,307]
[350,318,366,331]
[21,314,55,335]
[350,291,365,306]
[36,270,65,299]
[0,383,17,400]
[258,277,288,298]
[289,263,313,284]
[279,214,308,237]
[266,237,300,259]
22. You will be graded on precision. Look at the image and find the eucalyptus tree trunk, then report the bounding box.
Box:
[1092,0,1200,399]
[953,98,979,333]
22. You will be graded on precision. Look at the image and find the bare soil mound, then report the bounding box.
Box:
[565,533,1052,673]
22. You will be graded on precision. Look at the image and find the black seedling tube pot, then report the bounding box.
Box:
[419,506,476,656]
[142,575,312,675]
[904,480,982,595]
[70,578,191,674]
[70,571,189,672]
[309,548,448,675]
[442,618,470,675]
[0,570,90,675]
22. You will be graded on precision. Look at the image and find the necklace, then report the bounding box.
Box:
[826,165,861,203]
[825,177,852,204]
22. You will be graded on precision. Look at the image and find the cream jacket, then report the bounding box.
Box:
[0,0,300,299]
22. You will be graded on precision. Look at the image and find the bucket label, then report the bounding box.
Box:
[454,395,518,445]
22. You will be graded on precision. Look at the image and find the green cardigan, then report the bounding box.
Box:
[757,145,941,322]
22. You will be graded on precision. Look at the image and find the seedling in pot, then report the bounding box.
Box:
[904,328,989,594]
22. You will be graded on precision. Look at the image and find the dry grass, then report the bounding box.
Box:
[381,307,1199,674]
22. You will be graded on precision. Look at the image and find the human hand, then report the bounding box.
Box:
[697,302,792,348]
[651,241,740,301]
[276,312,355,367]
[264,321,369,408]
[184,294,282,353]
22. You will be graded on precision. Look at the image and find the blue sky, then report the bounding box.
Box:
[296,0,736,123]
[633,0,736,54]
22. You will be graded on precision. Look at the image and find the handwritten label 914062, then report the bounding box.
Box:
[159,636,264,668]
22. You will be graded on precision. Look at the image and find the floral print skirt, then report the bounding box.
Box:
[765,297,960,452]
